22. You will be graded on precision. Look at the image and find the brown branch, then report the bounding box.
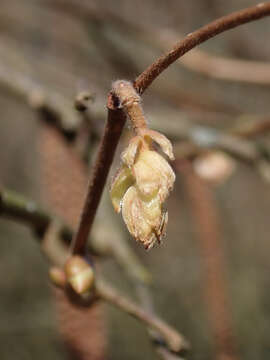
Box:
[147,28,270,85]
[71,94,126,255]
[65,0,270,86]
[0,187,188,355]
[134,2,270,94]
[95,281,190,354]
[0,61,81,136]
[180,46,270,85]
[134,283,184,360]
[0,185,149,282]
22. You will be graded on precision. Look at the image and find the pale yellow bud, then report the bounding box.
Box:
[193,151,235,185]
[139,128,175,160]
[64,256,95,295]
[121,136,142,167]
[133,150,175,202]
[110,130,175,249]
[121,186,167,249]
[110,166,134,213]
[49,267,66,288]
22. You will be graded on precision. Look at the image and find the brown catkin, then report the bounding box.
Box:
[178,160,239,360]
[39,123,105,360]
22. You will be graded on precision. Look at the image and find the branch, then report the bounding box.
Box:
[134,2,270,94]
[174,125,260,164]
[0,61,81,136]
[0,189,50,235]
[0,186,150,282]
[96,281,189,354]
[71,94,127,255]
[0,187,188,355]
[143,27,270,85]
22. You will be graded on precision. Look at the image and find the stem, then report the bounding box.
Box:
[96,280,190,354]
[0,188,188,356]
[50,0,270,86]
[71,94,126,255]
[134,2,270,94]
[112,80,147,132]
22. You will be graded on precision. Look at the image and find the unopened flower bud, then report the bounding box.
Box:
[111,133,175,249]
[49,267,67,288]
[65,256,95,295]
[121,136,142,167]
[110,166,134,213]
[110,80,175,249]
[121,186,168,249]
[133,150,175,202]
[139,128,174,161]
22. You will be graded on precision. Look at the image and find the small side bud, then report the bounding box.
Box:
[49,267,67,288]
[74,91,94,112]
[65,256,95,295]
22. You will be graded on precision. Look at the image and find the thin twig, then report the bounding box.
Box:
[0,188,187,355]
[95,280,190,354]
[71,94,126,255]
[134,2,270,94]
[0,62,81,135]
[152,28,270,86]
[0,186,150,282]
[49,0,270,85]
[0,188,50,235]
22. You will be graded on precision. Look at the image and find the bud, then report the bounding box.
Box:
[121,136,142,167]
[121,186,168,249]
[139,128,174,161]
[110,166,134,213]
[110,130,175,250]
[64,256,95,295]
[133,150,175,202]
[49,267,67,288]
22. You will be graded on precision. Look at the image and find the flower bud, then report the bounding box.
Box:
[110,132,175,249]
[110,166,134,213]
[49,267,66,288]
[139,128,174,160]
[64,256,94,295]
[121,186,168,249]
[121,136,142,167]
[133,150,175,202]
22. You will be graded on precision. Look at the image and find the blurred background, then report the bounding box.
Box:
[1,0,270,359]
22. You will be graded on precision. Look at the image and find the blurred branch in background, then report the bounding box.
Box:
[0,62,81,136]
[53,0,270,86]
[133,2,270,92]
[46,0,270,106]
